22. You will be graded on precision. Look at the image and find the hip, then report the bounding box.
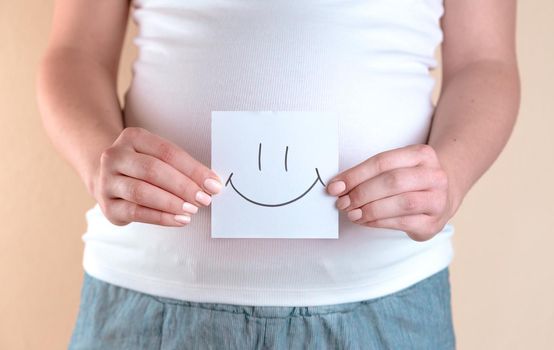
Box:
[68,267,455,350]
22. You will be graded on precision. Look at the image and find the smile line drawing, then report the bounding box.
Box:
[224,168,326,207]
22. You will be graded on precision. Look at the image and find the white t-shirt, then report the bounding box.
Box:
[81,0,454,306]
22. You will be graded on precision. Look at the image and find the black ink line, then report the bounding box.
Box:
[258,142,262,171]
[225,172,234,186]
[315,167,326,187]
[224,168,325,207]
[284,146,289,172]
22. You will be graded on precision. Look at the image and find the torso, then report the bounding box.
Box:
[81,0,455,306]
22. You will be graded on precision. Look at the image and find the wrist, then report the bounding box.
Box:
[430,143,468,220]
[81,129,122,198]
[80,158,101,199]
[445,176,464,220]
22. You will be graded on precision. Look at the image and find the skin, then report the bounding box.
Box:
[36,0,520,237]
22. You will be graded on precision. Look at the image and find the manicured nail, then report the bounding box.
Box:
[327,180,346,196]
[336,195,350,210]
[204,178,222,194]
[175,214,191,224]
[182,202,198,214]
[196,191,212,206]
[347,209,362,221]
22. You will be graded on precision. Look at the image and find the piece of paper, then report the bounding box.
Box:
[211,111,338,239]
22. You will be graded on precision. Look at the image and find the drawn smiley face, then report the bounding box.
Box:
[211,110,338,239]
[224,142,327,207]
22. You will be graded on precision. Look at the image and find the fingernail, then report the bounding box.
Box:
[182,202,198,214]
[175,214,191,224]
[196,191,212,206]
[336,195,350,210]
[204,178,222,194]
[347,209,362,221]
[327,180,346,196]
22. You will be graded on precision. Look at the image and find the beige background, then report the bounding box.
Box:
[1,1,552,349]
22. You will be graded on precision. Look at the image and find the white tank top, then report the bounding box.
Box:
[81,0,454,306]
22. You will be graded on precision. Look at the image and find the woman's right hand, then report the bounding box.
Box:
[92,127,223,227]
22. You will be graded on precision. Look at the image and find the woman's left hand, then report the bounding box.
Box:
[326,144,459,241]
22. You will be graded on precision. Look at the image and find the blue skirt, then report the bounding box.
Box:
[68,268,455,349]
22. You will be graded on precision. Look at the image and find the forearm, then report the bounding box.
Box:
[36,47,124,196]
[427,59,520,215]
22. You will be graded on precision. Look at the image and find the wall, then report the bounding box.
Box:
[0,1,552,348]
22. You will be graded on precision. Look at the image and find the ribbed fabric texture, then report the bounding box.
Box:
[81,0,455,306]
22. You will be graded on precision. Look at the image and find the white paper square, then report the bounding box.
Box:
[210,111,338,239]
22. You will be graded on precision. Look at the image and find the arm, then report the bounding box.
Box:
[428,0,521,214]
[326,0,520,241]
[36,0,222,227]
[36,0,129,196]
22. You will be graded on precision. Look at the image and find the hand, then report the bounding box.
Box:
[92,127,223,227]
[326,144,457,241]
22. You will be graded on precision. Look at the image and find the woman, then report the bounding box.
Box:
[36,0,519,348]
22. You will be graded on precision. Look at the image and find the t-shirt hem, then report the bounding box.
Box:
[82,239,454,307]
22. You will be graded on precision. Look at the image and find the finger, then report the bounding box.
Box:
[114,150,208,208]
[118,127,223,194]
[327,144,438,196]
[109,175,188,215]
[362,214,443,242]
[106,198,190,227]
[337,166,446,211]
[346,190,443,224]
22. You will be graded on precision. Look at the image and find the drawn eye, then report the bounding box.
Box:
[258,142,262,171]
[284,146,289,172]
